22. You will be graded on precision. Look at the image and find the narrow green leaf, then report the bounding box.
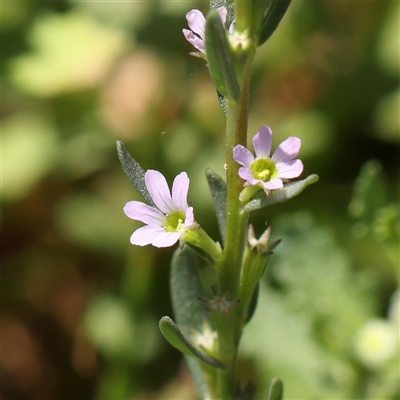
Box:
[245,283,259,324]
[206,168,227,244]
[159,316,193,356]
[205,11,240,101]
[159,316,227,369]
[116,140,155,207]
[243,174,319,213]
[170,246,216,398]
[253,0,272,33]
[258,0,291,46]
[266,377,284,400]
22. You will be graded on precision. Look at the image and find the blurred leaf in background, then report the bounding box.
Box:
[9,11,129,97]
[2,113,60,201]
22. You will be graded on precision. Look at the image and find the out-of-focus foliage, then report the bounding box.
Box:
[10,11,128,97]
[1,1,398,400]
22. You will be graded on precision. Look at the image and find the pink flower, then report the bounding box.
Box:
[233,126,303,191]
[124,170,194,247]
[182,7,227,54]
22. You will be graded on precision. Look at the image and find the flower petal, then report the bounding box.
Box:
[272,137,301,163]
[183,207,194,228]
[261,178,283,190]
[233,145,254,168]
[172,172,189,211]
[145,170,175,214]
[130,225,164,246]
[183,29,205,53]
[253,126,272,158]
[124,201,165,225]
[184,8,227,54]
[228,19,236,34]
[130,225,180,247]
[276,159,303,179]
[215,6,228,26]
[151,231,181,247]
[186,9,206,38]
[238,167,259,185]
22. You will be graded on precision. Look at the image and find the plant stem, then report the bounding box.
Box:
[213,49,256,399]
[219,49,255,296]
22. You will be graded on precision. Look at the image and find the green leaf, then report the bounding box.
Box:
[116,140,155,207]
[243,174,319,213]
[159,316,227,369]
[348,160,388,223]
[253,0,272,33]
[245,283,259,324]
[205,11,240,101]
[206,168,227,244]
[187,243,214,265]
[258,0,291,46]
[266,377,284,400]
[170,246,217,398]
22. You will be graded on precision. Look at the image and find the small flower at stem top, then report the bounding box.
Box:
[183,8,251,57]
[183,7,228,55]
[124,169,195,248]
[233,125,303,194]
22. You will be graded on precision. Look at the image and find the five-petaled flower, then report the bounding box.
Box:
[182,7,228,55]
[124,170,195,248]
[233,125,303,192]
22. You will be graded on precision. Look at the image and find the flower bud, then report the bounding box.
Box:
[239,225,280,320]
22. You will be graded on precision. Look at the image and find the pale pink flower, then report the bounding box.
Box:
[233,126,303,191]
[182,7,228,54]
[124,170,194,247]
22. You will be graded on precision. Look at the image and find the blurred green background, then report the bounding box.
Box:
[1,1,399,399]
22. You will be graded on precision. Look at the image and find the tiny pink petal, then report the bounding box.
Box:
[261,178,283,190]
[130,225,180,247]
[215,6,228,26]
[182,29,205,53]
[228,19,236,34]
[124,201,165,225]
[183,207,194,228]
[272,137,301,163]
[184,7,227,54]
[145,170,175,214]
[276,159,304,179]
[172,172,189,211]
[130,225,166,246]
[186,9,206,37]
[238,168,259,185]
[151,231,181,248]
[233,145,254,168]
[253,126,272,158]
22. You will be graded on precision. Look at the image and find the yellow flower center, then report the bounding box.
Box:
[250,158,277,182]
[164,211,186,232]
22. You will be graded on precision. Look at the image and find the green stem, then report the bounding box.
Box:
[212,49,256,399]
[219,50,255,296]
